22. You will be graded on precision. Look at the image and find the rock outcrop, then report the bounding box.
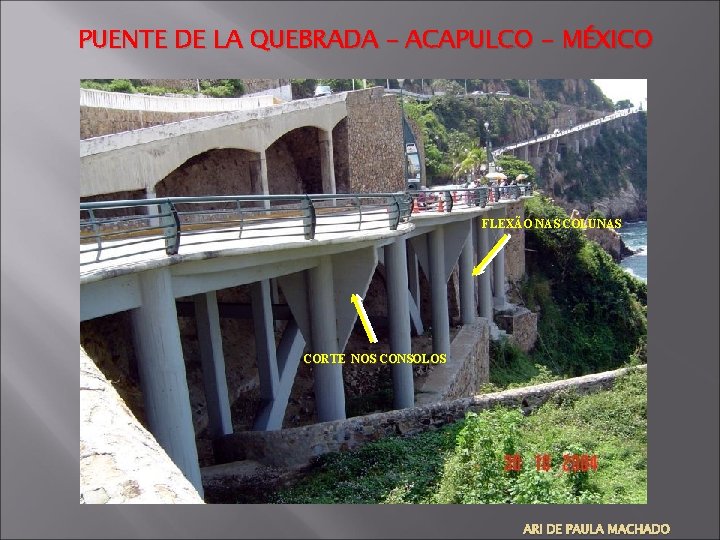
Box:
[80,346,204,504]
[584,226,635,262]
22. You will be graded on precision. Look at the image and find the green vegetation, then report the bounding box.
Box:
[557,112,647,202]
[80,79,246,97]
[272,369,646,504]
[521,196,647,376]
[403,94,558,183]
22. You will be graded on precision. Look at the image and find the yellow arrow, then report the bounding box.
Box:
[350,293,378,343]
[472,233,511,276]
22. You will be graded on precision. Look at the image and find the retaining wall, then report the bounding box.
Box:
[214,365,646,469]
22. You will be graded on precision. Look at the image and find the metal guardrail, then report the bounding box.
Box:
[80,193,412,266]
[493,107,640,157]
[410,184,532,213]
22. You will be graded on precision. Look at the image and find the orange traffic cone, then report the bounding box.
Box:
[412,197,421,214]
[437,197,445,213]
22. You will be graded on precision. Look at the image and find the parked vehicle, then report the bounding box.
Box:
[495,90,510,96]
[314,85,332,97]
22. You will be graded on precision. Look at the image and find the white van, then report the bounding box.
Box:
[314,85,332,97]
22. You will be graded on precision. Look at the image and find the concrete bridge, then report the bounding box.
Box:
[493,106,642,166]
[79,87,544,498]
[80,185,530,497]
[81,86,410,207]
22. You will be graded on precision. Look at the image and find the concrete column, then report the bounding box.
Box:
[428,227,451,356]
[250,150,270,210]
[318,130,337,196]
[458,227,476,325]
[145,185,160,227]
[194,291,233,439]
[476,218,493,320]
[493,209,507,309]
[308,256,345,421]
[131,268,203,497]
[384,238,414,409]
[520,145,529,161]
[251,279,280,403]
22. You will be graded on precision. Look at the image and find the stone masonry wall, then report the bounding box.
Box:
[416,318,489,405]
[496,306,538,353]
[81,106,211,139]
[155,148,257,198]
[345,87,405,193]
[504,200,526,283]
[214,366,646,468]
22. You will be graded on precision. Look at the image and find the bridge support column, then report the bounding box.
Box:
[131,268,203,497]
[319,130,337,198]
[492,208,508,309]
[520,145,529,161]
[309,256,345,422]
[476,217,493,320]
[458,227,476,325]
[429,227,451,357]
[385,238,414,409]
[251,279,280,415]
[194,291,233,439]
[251,150,270,210]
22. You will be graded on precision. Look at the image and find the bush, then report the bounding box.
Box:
[523,195,647,375]
[272,370,646,504]
[107,79,135,93]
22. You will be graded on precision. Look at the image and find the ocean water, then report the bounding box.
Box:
[618,221,647,282]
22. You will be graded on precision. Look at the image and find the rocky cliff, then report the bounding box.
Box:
[80,346,204,504]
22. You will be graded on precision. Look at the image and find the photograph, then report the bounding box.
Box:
[79,77,648,505]
[2,2,717,538]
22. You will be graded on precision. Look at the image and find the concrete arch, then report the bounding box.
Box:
[80,98,348,198]
[155,148,261,198]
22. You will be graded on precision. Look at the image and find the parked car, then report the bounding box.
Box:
[495,90,510,96]
[470,90,485,95]
[314,85,332,97]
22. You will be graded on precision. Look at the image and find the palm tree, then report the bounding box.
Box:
[456,147,488,181]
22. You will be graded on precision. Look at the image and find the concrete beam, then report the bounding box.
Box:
[171,256,319,299]
[81,273,141,321]
[130,268,203,496]
[193,291,233,439]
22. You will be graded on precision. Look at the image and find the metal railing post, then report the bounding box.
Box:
[302,196,316,239]
[444,190,453,212]
[86,208,103,262]
[159,200,180,255]
[389,196,401,230]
